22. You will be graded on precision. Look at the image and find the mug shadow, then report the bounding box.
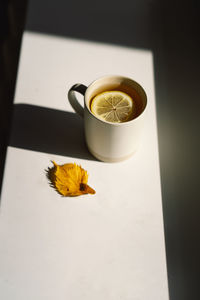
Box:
[9,103,96,161]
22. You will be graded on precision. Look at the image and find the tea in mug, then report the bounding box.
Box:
[90,88,143,123]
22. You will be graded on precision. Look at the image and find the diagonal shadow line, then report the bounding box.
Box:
[9,103,96,161]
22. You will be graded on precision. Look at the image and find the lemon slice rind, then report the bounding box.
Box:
[90,91,134,123]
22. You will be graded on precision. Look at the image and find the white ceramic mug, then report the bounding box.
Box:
[68,75,147,162]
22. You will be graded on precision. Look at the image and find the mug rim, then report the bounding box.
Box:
[85,75,147,126]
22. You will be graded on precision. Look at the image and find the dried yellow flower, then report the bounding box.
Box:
[47,161,96,197]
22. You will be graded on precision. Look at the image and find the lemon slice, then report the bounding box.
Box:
[90,90,135,123]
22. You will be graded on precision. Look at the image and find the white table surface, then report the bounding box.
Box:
[0,31,169,300]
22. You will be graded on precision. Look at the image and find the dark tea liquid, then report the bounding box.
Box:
[89,84,144,122]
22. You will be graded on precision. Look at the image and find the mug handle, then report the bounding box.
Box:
[68,84,87,118]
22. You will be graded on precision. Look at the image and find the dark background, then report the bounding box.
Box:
[0,0,27,189]
[0,0,200,299]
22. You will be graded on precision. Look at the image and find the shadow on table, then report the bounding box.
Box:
[9,103,96,161]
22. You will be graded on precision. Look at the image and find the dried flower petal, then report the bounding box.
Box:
[47,161,96,197]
